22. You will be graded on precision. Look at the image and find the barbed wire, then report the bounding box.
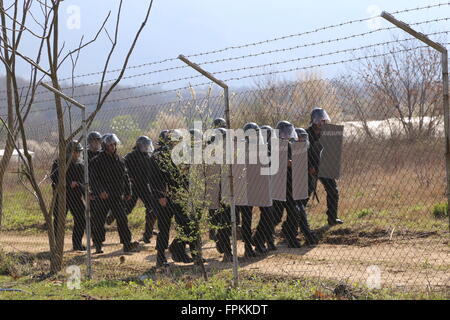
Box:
[61,0,450,80]
[22,20,450,107]
[20,41,448,117]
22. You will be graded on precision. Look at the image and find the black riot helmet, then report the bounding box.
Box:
[135,136,154,153]
[243,122,260,132]
[295,128,308,141]
[87,131,102,143]
[276,121,298,141]
[66,140,83,154]
[310,107,331,125]
[260,125,276,143]
[243,122,264,144]
[158,130,170,146]
[213,117,227,129]
[189,129,203,143]
[66,140,83,161]
[101,133,120,149]
[87,131,102,152]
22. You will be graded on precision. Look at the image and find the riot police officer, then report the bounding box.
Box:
[306,108,343,226]
[151,130,201,267]
[124,136,158,243]
[208,117,227,241]
[207,127,234,262]
[50,140,86,251]
[89,133,139,254]
[235,122,261,258]
[252,125,277,253]
[272,121,317,248]
[281,127,318,245]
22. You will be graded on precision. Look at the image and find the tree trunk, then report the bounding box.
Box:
[49,1,66,274]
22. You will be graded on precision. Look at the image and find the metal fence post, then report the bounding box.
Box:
[177,55,239,287]
[381,11,450,234]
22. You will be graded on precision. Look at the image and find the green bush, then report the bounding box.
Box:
[432,203,448,219]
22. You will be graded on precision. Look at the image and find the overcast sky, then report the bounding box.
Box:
[3,0,450,90]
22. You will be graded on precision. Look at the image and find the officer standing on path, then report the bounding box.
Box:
[252,125,277,253]
[89,133,139,254]
[151,130,201,267]
[235,122,261,258]
[306,108,343,226]
[50,140,86,251]
[208,117,227,242]
[271,121,317,248]
[207,127,234,262]
[288,127,319,244]
[124,136,158,244]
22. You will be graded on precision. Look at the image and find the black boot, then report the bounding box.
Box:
[266,240,277,251]
[73,244,87,252]
[209,229,217,241]
[156,251,169,267]
[304,232,319,246]
[169,240,193,263]
[252,234,268,254]
[281,229,302,248]
[254,240,268,254]
[287,238,302,248]
[123,241,139,253]
[298,209,319,246]
[244,243,258,258]
[94,243,103,254]
[222,248,233,263]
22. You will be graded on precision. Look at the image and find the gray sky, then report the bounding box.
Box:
[4,0,450,91]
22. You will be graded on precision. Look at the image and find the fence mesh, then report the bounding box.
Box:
[0,5,449,296]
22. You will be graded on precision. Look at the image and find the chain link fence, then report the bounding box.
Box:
[0,6,449,296]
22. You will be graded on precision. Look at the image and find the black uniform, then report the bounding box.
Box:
[235,205,255,255]
[87,149,101,163]
[124,148,158,241]
[252,136,276,252]
[50,159,86,250]
[306,126,339,224]
[213,204,232,257]
[253,206,275,251]
[273,143,317,246]
[151,145,199,261]
[89,151,133,248]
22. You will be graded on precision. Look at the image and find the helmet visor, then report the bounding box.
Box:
[312,109,331,125]
[103,134,121,145]
[278,125,298,140]
[139,141,154,153]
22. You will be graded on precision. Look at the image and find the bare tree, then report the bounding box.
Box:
[0,0,154,273]
[357,41,443,141]
[0,0,48,228]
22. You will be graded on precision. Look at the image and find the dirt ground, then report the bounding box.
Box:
[1,228,448,291]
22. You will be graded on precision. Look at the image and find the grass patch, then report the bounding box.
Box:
[432,203,448,219]
[0,270,448,300]
[356,209,374,219]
